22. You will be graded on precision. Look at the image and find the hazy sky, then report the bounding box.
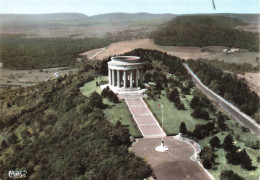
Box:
[0,0,259,16]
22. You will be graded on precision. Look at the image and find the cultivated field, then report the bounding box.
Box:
[82,38,259,65]
[83,38,212,60]
[237,72,260,96]
[236,25,260,33]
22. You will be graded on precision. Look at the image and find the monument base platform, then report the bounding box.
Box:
[100,84,147,95]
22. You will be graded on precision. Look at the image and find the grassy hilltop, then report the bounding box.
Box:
[153,15,259,51]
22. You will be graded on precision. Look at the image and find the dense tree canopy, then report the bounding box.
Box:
[153,15,259,51]
[1,36,111,69]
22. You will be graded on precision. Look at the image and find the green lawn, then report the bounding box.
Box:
[80,76,108,96]
[80,76,141,137]
[145,88,259,180]
[198,126,260,180]
[103,101,141,137]
[144,89,207,135]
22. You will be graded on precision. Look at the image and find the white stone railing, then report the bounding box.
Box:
[173,134,215,180]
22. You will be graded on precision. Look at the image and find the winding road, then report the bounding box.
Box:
[184,63,260,137]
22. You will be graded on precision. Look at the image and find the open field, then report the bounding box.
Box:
[205,52,260,66]
[236,25,260,33]
[82,38,213,60]
[0,25,155,39]
[237,72,260,96]
[81,38,259,65]
[80,76,141,137]
[0,66,76,89]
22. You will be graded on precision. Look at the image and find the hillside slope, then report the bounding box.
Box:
[89,12,177,26]
[0,12,177,27]
[0,64,152,179]
[153,15,259,51]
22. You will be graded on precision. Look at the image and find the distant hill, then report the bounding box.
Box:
[153,15,259,51]
[164,15,247,27]
[0,13,259,28]
[0,12,177,27]
[0,13,89,27]
[89,12,177,26]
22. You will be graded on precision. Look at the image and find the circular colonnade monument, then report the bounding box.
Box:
[107,56,144,93]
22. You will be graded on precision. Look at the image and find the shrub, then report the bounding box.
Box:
[210,136,221,149]
[89,91,104,109]
[179,122,188,135]
[202,159,212,169]
[220,170,245,180]
[176,103,185,110]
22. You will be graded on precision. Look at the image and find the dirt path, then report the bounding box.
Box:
[79,47,107,60]
[132,137,212,180]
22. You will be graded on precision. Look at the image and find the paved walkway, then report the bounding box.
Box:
[123,95,166,138]
[132,137,212,180]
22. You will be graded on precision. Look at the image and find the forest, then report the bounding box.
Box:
[0,35,112,69]
[0,62,152,179]
[153,15,259,51]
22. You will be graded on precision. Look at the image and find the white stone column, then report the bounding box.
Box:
[140,70,143,84]
[124,71,127,88]
[136,69,139,87]
[112,69,115,86]
[117,70,120,87]
[130,70,133,88]
[108,68,111,85]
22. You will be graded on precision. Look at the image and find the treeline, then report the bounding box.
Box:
[0,62,152,179]
[197,59,259,74]
[166,15,247,27]
[187,59,259,118]
[153,15,259,51]
[1,36,111,69]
